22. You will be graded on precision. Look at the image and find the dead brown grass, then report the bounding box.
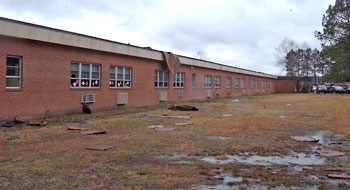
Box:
[1,93,350,189]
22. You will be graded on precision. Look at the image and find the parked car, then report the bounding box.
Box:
[347,88,350,94]
[334,83,348,91]
[317,85,328,93]
[325,83,333,91]
[330,85,346,94]
[312,86,317,93]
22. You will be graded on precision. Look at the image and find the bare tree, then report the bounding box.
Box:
[194,50,209,60]
[275,38,299,67]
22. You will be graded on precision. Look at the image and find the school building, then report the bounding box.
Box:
[0,17,277,120]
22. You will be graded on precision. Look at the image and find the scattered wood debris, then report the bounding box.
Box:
[145,114,191,119]
[69,120,87,125]
[86,145,115,151]
[82,103,92,114]
[68,126,88,130]
[327,174,350,179]
[316,149,345,157]
[155,128,177,131]
[26,120,49,127]
[8,136,20,140]
[169,105,199,111]
[327,141,342,145]
[290,136,319,142]
[147,125,164,129]
[175,123,193,126]
[305,113,321,117]
[80,131,106,135]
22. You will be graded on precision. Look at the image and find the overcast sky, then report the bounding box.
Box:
[0,0,334,75]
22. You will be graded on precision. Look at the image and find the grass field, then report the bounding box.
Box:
[1,93,350,190]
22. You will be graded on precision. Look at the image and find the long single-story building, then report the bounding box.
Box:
[0,17,277,120]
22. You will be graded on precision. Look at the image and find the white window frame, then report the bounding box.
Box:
[241,78,245,89]
[214,76,221,88]
[256,80,259,88]
[6,56,21,89]
[192,73,196,88]
[71,62,100,88]
[252,79,255,88]
[173,72,185,88]
[226,77,231,88]
[205,75,212,88]
[235,78,240,89]
[155,70,169,88]
[110,66,132,88]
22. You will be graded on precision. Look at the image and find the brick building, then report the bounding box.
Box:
[0,17,276,120]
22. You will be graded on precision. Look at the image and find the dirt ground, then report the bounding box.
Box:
[1,93,350,190]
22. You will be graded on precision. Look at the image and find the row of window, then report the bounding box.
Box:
[4,56,275,90]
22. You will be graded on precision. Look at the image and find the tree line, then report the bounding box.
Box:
[278,0,350,87]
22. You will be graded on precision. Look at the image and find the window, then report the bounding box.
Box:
[226,77,231,88]
[235,78,240,88]
[265,81,268,89]
[256,80,259,88]
[270,81,273,88]
[6,56,21,88]
[71,62,100,88]
[173,72,185,88]
[110,66,131,88]
[241,78,245,88]
[205,75,212,88]
[252,79,255,88]
[192,73,196,88]
[262,80,264,88]
[154,70,169,88]
[214,76,221,88]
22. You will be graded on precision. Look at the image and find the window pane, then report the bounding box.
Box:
[6,78,20,88]
[81,72,90,79]
[117,67,123,75]
[110,66,116,74]
[71,63,79,71]
[82,64,89,72]
[125,67,131,75]
[159,71,163,82]
[125,74,131,80]
[92,65,99,72]
[71,71,79,78]
[6,67,20,76]
[164,72,168,81]
[6,57,20,67]
[92,72,99,79]
[110,72,116,79]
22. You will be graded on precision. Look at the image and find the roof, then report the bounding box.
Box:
[0,17,276,79]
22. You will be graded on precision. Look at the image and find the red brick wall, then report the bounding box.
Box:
[275,79,296,93]
[0,35,276,120]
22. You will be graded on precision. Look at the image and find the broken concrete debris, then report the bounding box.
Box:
[175,123,193,126]
[169,105,199,111]
[280,116,287,118]
[327,141,342,146]
[315,149,345,157]
[222,114,232,117]
[86,145,115,151]
[327,174,350,179]
[147,125,164,129]
[155,128,177,131]
[80,131,106,135]
[232,99,240,103]
[285,104,292,106]
[290,136,319,142]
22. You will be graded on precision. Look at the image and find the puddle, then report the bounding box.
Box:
[309,130,344,146]
[206,136,232,140]
[201,152,325,166]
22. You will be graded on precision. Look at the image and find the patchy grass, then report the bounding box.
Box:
[1,93,350,189]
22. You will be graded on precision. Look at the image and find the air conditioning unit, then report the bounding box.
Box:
[117,93,128,105]
[177,91,183,97]
[81,94,95,103]
[160,92,167,102]
[216,90,221,95]
[207,90,212,98]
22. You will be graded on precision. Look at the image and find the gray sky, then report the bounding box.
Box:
[0,0,334,75]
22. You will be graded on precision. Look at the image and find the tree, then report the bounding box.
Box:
[194,50,209,60]
[315,0,350,82]
[285,49,305,92]
[275,38,299,67]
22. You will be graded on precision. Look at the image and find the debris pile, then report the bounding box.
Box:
[169,105,199,111]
